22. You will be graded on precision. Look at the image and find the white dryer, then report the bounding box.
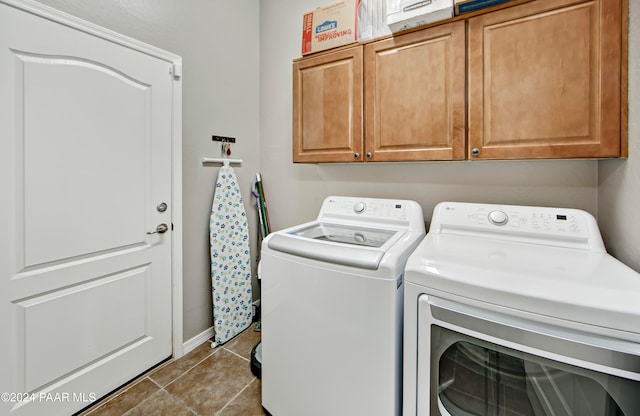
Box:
[261,196,425,416]
[403,202,640,416]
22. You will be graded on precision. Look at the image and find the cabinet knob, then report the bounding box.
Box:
[354,152,360,158]
[366,152,372,159]
[471,148,480,156]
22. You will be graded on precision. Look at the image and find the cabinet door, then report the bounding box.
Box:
[365,21,466,161]
[468,0,622,159]
[293,47,363,163]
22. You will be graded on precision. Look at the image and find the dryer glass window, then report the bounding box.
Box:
[431,326,637,416]
[289,223,397,248]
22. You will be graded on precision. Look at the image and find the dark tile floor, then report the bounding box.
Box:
[77,324,263,416]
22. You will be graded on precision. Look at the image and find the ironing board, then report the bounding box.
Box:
[210,165,252,344]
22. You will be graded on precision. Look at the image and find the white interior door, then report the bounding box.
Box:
[0,2,177,415]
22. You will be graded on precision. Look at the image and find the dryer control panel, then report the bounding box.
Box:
[430,202,605,252]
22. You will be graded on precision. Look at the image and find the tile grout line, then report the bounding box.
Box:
[214,377,259,416]
[158,347,223,389]
[221,346,252,363]
[78,372,158,415]
[80,330,258,415]
[153,346,255,416]
[146,376,200,416]
[80,344,216,415]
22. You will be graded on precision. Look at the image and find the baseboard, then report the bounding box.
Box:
[182,326,216,355]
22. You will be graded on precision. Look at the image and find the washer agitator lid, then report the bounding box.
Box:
[267,224,401,270]
[290,222,397,248]
[265,196,426,271]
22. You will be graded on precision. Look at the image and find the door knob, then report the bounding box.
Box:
[147,223,169,234]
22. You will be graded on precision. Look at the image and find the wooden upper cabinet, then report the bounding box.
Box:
[468,0,623,159]
[292,0,625,163]
[364,21,466,161]
[293,46,363,163]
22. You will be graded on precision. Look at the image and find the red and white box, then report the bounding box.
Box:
[302,0,360,55]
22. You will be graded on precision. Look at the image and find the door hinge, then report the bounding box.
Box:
[171,63,182,80]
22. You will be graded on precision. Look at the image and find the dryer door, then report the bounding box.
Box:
[418,295,640,416]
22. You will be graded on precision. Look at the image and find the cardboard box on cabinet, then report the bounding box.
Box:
[302,0,360,55]
[386,0,453,33]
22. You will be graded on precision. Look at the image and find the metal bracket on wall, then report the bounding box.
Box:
[211,135,236,143]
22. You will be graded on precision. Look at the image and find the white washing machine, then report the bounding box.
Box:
[261,196,425,416]
[403,202,640,416]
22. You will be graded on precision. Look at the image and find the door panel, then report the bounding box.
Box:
[1,3,175,415]
[18,52,149,266]
[19,267,148,392]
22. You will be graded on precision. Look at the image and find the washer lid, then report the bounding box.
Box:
[267,223,403,270]
[291,223,397,248]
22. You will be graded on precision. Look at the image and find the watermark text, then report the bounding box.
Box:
[1,392,97,404]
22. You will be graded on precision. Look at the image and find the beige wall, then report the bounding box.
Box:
[30,0,636,345]
[34,0,262,341]
[259,0,598,231]
[598,2,639,272]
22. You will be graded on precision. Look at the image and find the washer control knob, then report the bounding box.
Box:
[353,202,366,213]
[488,210,508,226]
